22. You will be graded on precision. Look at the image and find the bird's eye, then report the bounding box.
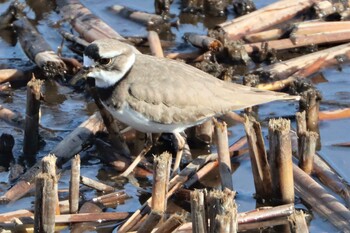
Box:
[99,58,111,65]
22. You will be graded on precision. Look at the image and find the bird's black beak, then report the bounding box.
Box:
[69,66,93,86]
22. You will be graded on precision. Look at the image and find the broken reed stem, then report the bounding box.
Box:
[293,164,350,231]
[34,155,58,233]
[191,189,208,233]
[119,143,152,177]
[291,210,309,233]
[23,75,42,155]
[154,213,186,233]
[137,211,162,233]
[92,190,128,206]
[148,31,164,57]
[80,176,114,193]
[298,131,319,175]
[207,189,237,233]
[184,32,223,52]
[118,153,218,233]
[243,116,273,201]
[69,154,80,214]
[214,120,233,191]
[268,119,294,205]
[152,152,172,213]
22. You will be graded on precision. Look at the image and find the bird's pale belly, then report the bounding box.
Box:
[104,103,204,133]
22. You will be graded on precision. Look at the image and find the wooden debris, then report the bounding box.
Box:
[298,131,318,175]
[244,28,284,43]
[313,155,350,207]
[190,189,208,233]
[137,211,162,233]
[23,75,42,155]
[294,164,350,232]
[214,120,233,191]
[177,204,295,232]
[0,105,25,129]
[207,189,237,233]
[255,42,350,80]
[0,69,30,84]
[154,213,186,233]
[243,116,272,201]
[148,31,164,57]
[184,33,223,52]
[319,108,350,120]
[151,152,171,213]
[212,0,321,40]
[255,57,326,91]
[118,153,218,232]
[58,29,89,48]
[268,119,294,205]
[57,0,125,42]
[69,155,80,214]
[13,17,67,78]
[0,113,105,203]
[109,5,173,33]
[80,176,114,193]
[34,155,58,233]
[92,190,128,206]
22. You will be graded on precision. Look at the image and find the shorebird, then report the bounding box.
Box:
[74,38,299,135]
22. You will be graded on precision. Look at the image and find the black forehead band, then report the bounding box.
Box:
[84,43,101,60]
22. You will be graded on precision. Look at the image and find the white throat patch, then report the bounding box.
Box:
[83,53,135,88]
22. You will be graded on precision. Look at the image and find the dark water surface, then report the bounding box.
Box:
[0,0,349,232]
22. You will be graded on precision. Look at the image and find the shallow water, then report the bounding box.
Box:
[0,0,349,232]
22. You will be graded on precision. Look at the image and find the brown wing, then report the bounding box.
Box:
[124,54,295,124]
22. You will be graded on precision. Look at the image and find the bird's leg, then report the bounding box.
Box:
[171,132,186,176]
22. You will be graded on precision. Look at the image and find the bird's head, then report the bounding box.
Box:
[71,39,135,88]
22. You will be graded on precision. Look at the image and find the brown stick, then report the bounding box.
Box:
[57,0,125,43]
[23,75,42,155]
[298,131,318,174]
[294,164,350,231]
[148,31,164,57]
[0,105,25,130]
[292,210,309,233]
[0,113,105,203]
[213,0,321,40]
[13,17,66,77]
[137,211,162,233]
[109,4,170,31]
[244,28,284,43]
[190,189,208,233]
[154,213,186,233]
[34,155,58,233]
[214,120,233,191]
[184,33,223,52]
[0,69,28,84]
[118,153,218,232]
[243,116,272,201]
[92,190,128,206]
[69,154,80,214]
[207,189,237,233]
[151,152,171,213]
[256,42,350,80]
[319,108,350,120]
[80,176,114,193]
[174,204,295,232]
[268,119,294,205]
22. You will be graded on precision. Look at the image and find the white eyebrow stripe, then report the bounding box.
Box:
[100,50,122,58]
[83,55,95,67]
